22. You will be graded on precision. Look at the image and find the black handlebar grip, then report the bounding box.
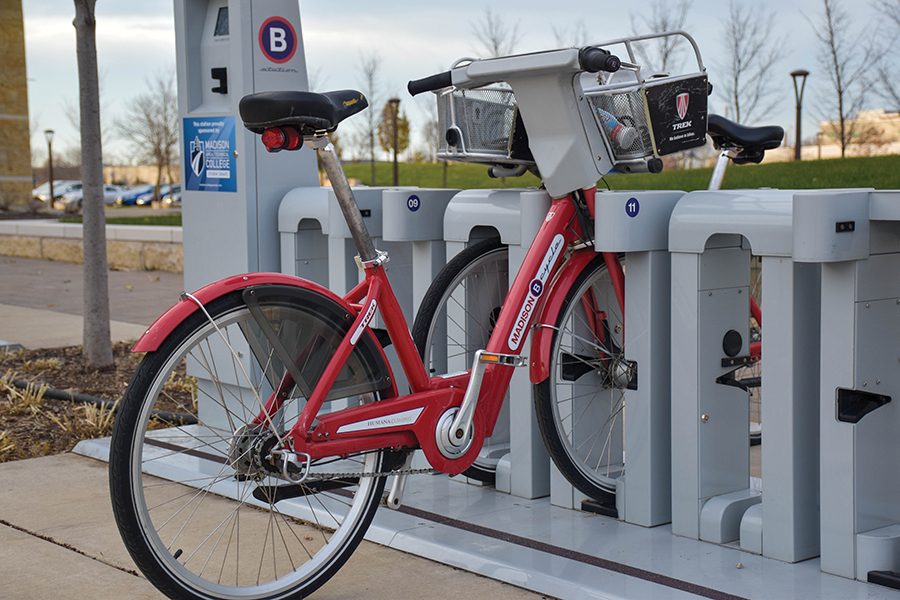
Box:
[579,47,621,73]
[408,71,453,96]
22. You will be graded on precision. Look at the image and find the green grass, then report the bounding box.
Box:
[345,154,900,191]
[344,161,541,189]
[60,214,182,226]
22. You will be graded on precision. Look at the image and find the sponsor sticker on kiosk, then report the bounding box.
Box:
[183,117,237,192]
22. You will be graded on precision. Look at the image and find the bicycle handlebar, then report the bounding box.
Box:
[408,71,453,96]
[578,47,621,73]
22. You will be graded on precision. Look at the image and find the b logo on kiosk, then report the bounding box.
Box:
[258,16,298,64]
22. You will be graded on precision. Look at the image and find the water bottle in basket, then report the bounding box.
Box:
[595,107,639,150]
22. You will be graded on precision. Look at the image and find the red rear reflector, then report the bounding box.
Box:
[261,128,286,152]
[284,127,302,150]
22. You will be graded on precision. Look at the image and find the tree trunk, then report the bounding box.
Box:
[73,0,113,368]
[156,163,163,203]
[369,131,376,185]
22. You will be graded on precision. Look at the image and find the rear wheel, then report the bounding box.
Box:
[412,237,509,484]
[534,255,627,506]
[109,287,393,599]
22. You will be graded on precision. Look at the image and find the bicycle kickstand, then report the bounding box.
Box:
[386,452,415,510]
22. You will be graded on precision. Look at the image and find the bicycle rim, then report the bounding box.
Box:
[423,246,509,474]
[121,301,385,599]
[548,260,626,495]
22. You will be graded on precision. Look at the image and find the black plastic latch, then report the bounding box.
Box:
[211,67,228,94]
[836,387,891,423]
[835,221,855,233]
[869,571,900,590]
[722,355,753,368]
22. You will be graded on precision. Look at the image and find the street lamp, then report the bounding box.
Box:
[790,69,810,161]
[388,97,400,186]
[44,129,55,203]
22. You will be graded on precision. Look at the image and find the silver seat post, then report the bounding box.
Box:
[708,149,735,191]
[311,134,378,262]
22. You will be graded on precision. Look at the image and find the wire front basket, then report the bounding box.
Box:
[436,84,534,166]
[431,31,709,174]
[580,32,709,171]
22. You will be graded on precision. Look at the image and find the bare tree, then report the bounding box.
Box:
[356,54,381,185]
[717,0,784,124]
[629,0,692,72]
[472,7,521,57]
[810,0,871,156]
[73,0,113,368]
[551,22,589,48]
[116,72,179,200]
[62,71,113,164]
[307,65,326,91]
[872,0,900,108]
[420,100,440,162]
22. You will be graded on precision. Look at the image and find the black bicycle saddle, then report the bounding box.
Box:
[239,90,368,134]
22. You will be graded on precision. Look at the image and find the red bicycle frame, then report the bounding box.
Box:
[249,190,623,475]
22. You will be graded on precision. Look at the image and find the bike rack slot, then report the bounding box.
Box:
[587,190,685,526]
[444,188,552,498]
[806,190,900,581]
[669,189,824,563]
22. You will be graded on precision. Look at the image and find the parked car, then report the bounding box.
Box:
[134,184,178,206]
[55,185,124,211]
[33,180,80,204]
[160,185,182,208]
[115,185,154,206]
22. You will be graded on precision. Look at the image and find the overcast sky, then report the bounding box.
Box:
[22,0,889,164]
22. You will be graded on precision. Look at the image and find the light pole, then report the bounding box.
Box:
[44,129,55,202]
[388,97,400,186]
[790,69,810,161]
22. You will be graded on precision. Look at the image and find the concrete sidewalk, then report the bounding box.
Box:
[0,454,544,600]
[0,258,545,599]
[0,256,183,349]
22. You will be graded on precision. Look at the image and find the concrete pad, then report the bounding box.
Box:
[0,454,543,599]
[0,256,184,326]
[0,524,161,600]
[0,304,147,348]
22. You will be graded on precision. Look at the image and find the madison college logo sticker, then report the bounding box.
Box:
[676,92,690,120]
[190,136,205,177]
[259,16,298,64]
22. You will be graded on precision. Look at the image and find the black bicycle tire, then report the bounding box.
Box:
[109,290,388,600]
[411,237,507,484]
[533,255,619,506]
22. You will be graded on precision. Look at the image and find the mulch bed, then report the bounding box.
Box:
[0,209,61,221]
[0,342,142,462]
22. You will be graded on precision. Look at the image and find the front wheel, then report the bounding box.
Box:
[534,255,627,506]
[109,286,393,599]
[412,237,509,484]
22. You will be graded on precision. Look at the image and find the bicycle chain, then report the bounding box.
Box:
[298,466,435,482]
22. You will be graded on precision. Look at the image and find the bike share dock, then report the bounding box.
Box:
[90,3,900,595]
[76,187,900,600]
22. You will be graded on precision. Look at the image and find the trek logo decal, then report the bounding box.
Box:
[508,234,565,350]
[336,407,425,435]
[349,299,378,345]
[676,92,690,120]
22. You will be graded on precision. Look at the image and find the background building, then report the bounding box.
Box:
[0,1,32,210]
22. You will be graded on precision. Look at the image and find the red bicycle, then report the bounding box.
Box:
[110,34,781,600]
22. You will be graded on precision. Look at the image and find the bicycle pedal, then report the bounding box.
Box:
[478,352,527,367]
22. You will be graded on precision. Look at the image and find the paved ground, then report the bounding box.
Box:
[0,256,183,325]
[0,258,544,598]
[0,454,544,600]
[0,256,184,348]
